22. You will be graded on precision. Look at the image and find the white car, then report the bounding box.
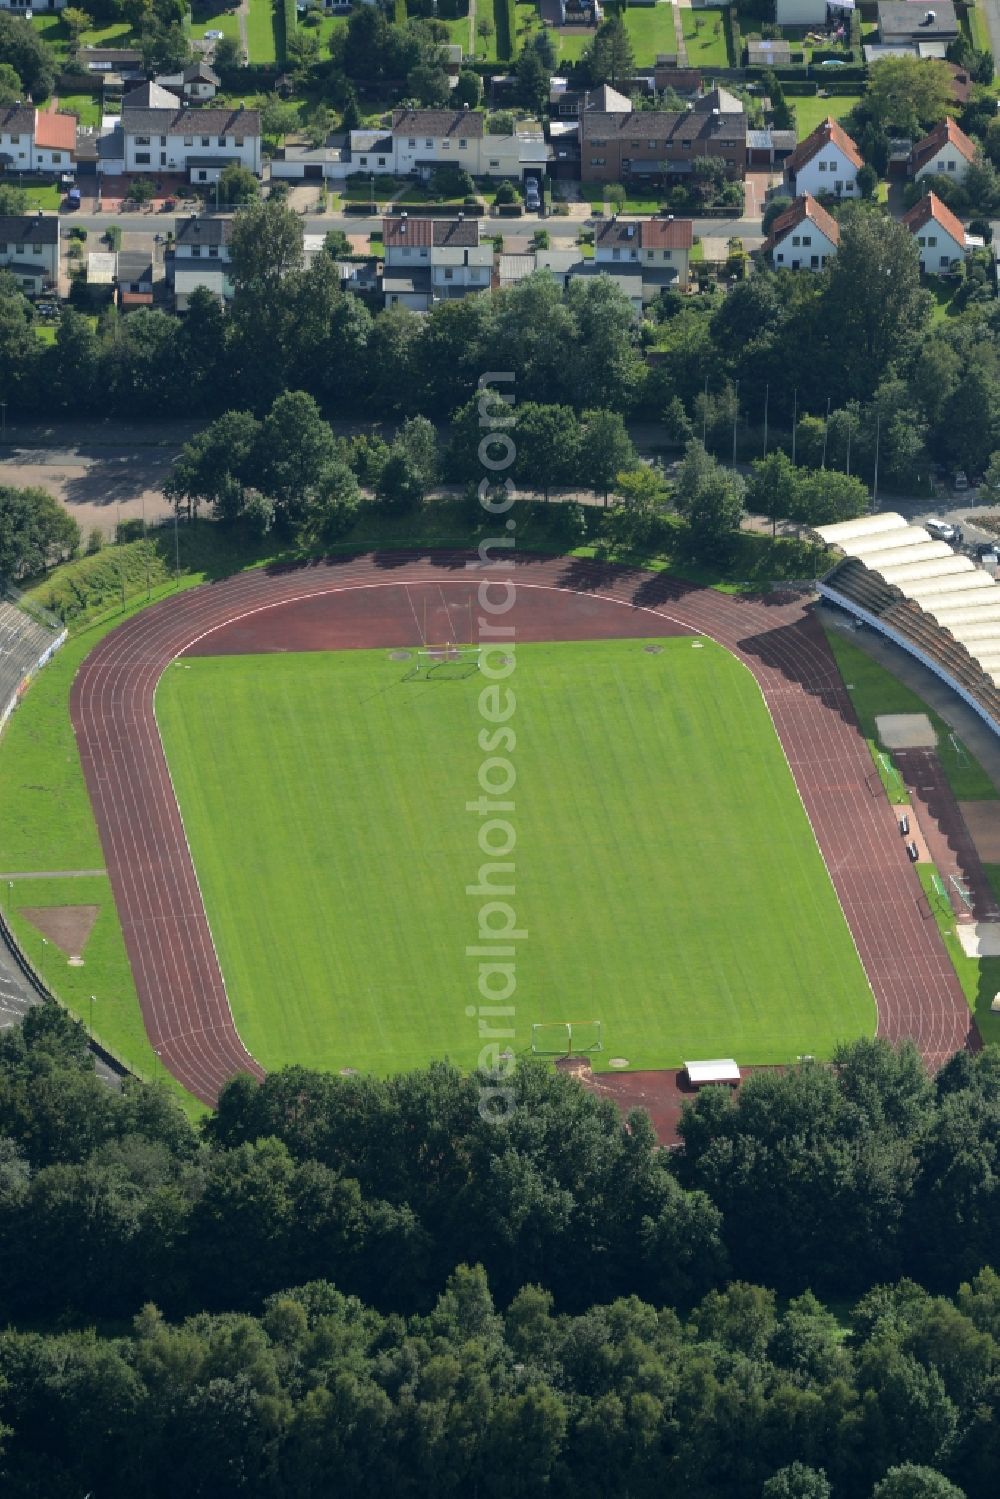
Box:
[925,517,959,542]
[204,29,225,39]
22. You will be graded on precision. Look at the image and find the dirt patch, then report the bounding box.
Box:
[959,801,1000,862]
[19,905,99,958]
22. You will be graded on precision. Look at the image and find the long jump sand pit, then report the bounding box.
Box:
[876,713,937,750]
[959,801,1000,862]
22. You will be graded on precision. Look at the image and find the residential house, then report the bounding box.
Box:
[155,62,221,104]
[580,88,746,185]
[0,0,67,10]
[169,214,233,310]
[765,193,840,270]
[390,107,529,180]
[876,2,958,47]
[0,106,77,175]
[593,214,694,295]
[107,84,261,182]
[117,248,154,308]
[381,215,492,309]
[78,46,144,80]
[910,116,977,183]
[901,191,967,273]
[0,213,59,293]
[784,117,862,198]
[549,81,631,120]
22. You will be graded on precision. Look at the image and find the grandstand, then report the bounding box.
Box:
[816,514,1000,733]
[0,594,66,736]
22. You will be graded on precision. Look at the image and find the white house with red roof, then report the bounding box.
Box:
[910,117,977,184]
[0,105,77,175]
[901,192,968,274]
[765,194,840,271]
[784,117,863,199]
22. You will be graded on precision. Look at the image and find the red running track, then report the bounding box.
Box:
[70,553,977,1104]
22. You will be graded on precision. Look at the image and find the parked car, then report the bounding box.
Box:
[925,517,959,542]
[954,471,969,490]
[66,187,81,209]
[204,28,224,38]
[975,542,999,561]
[524,178,540,211]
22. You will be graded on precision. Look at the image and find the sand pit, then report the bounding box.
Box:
[18,905,99,958]
[876,713,937,750]
[959,801,1000,862]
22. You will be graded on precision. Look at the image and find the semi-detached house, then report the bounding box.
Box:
[102,82,261,183]
[580,89,746,186]
[381,215,493,310]
[0,213,60,293]
[0,105,77,175]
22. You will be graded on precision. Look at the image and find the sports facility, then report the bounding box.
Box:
[54,553,973,1105]
[154,638,875,1078]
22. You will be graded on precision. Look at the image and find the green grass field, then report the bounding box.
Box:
[246,0,279,63]
[155,638,875,1076]
[792,94,864,138]
[680,7,730,67]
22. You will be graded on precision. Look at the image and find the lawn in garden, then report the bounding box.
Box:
[155,638,875,1078]
[624,5,678,65]
[246,0,279,63]
[680,7,731,67]
[792,93,864,137]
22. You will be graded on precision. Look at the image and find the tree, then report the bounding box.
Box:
[0,13,56,99]
[858,162,878,199]
[61,7,91,57]
[515,42,549,115]
[453,68,482,108]
[0,183,28,216]
[127,176,155,206]
[213,34,241,70]
[0,486,80,581]
[165,409,262,519]
[872,1465,967,1499]
[140,19,190,75]
[408,57,451,107]
[287,26,320,77]
[259,390,338,521]
[589,15,635,85]
[745,450,802,531]
[673,440,745,557]
[343,1,389,78]
[578,408,635,504]
[229,200,304,290]
[218,163,260,206]
[763,1464,832,1499]
[0,61,21,106]
[762,195,793,235]
[376,449,425,512]
[822,213,929,399]
[790,468,869,527]
[323,229,352,260]
[515,403,580,501]
[867,56,954,134]
[979,451,1000,507]
[303,461,360,544]
[261,95,301,141]
[394,415,438,491]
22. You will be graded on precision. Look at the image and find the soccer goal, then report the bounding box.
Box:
[531,1020,603,1055]
[404,646,482,681]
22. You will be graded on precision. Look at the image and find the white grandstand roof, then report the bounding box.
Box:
[816,511,1000,687]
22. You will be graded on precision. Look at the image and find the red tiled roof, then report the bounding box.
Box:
[765,193,840,253]
[900,191,967,248]
[641,217,693,250]
[33,110,77,153]
[910,116,976,174]
[785,117,863,175]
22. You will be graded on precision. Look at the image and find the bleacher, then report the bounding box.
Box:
[816,515,1000,733]
[0,598,64,729]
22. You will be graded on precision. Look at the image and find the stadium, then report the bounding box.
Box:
[0,546,988,1127]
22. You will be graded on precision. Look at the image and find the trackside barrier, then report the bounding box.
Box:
[0,628,67,738]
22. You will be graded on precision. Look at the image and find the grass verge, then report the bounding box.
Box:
[918,863,1000,1047]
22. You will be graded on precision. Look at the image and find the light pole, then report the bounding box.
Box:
[791,388,798,465]
[731,379,739,470]
[89,993,95,1033]
[173,505,180,581]
[0,400,6,442]
[872,412,881,513]
[762,383,769,460]
[369,172,374,215]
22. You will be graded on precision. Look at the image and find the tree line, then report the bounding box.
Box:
[3,1008,1000,1493]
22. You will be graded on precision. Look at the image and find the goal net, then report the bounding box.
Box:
[404,647,482,681]
[531,1020,603,1055]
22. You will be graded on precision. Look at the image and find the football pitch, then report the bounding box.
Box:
[155,639,875,1075]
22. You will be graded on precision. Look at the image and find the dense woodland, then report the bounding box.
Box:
[2,1008,1000,1495]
